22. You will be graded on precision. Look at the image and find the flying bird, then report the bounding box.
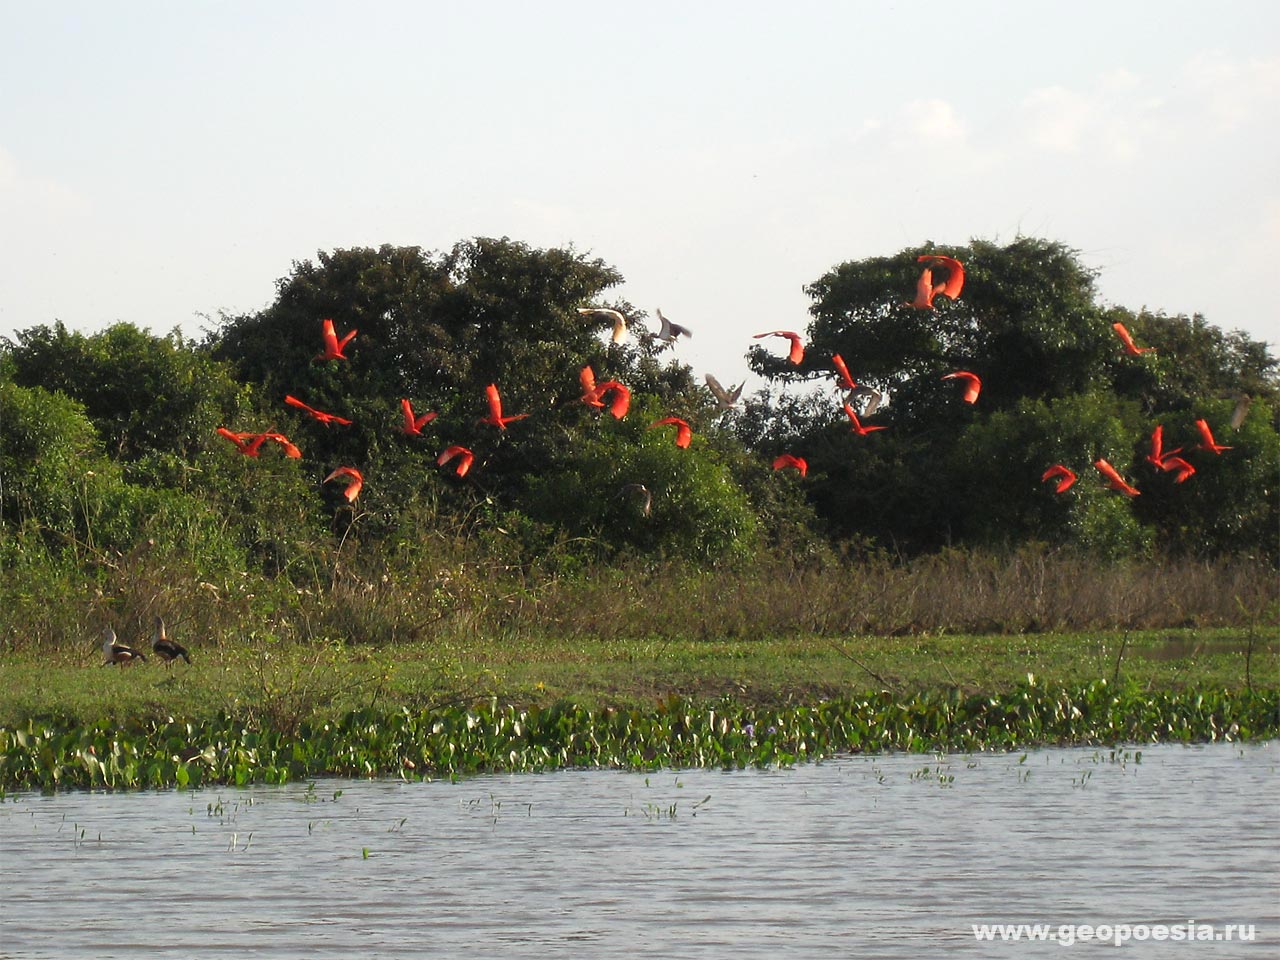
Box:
[1229,394,1252,431]
[753,330,805,365]
[437,445,475,477]
[1094,459,1140,497]
[579,366,605,408]
[705,373,744,410]
[1112,322,1154,356]
[942,370,982,404]
[1194,418,1232,455]
[617,483,652,517]
[843,404,887,435]
[831,353,858,391]
[1144,424,1182,469]
[1155,455,1196,483]
[101,627,146,666]
[771,454,808,477]
[400,398,439,436]
[323,466,364,502]
[655,308,692,344]
[593,380,631,419]
[152,616,191,665]
[1040,464,1077,494]
[480,383,530,430]
[905,266,940,310]
[577,307,628,344]
[285,395,352,427]
[649,416,692,448]
[216,427,271,457]
[257,431,302,458]
[316,318,357,361]
[916,255,965,300]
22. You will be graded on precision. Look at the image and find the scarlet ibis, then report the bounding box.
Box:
[905,267,940,310]
[1040,464,1077,493]
[618,483,652,517]
[649,417,692,448]
[480,383,530,430]
[285,395,352,427]
[1145,424,1182,468]
[1194,418,1232,454]
[437,445,475,477]
[400,398,438,436]
[1156,455,1196,483]
[655,309,692,343]
[316,318,357,361]
[843,404,887,435]
[593,380,631,419]
[942,371,982,404]
[101,627,146,666]
[577,307,628,344]
[152,616,191,665]
[831,353,857,391]
[216,427,271,457]
[1112,322,1154,356]
[258,431,302,458]
[323,466,364,502]
[916,255,965,300]
[705,374,744,410]
[579,366,605,408]
[753,330,804,365]
[772,454,808,477]
[1094,459,1140,497]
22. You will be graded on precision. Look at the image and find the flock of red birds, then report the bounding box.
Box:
[214,257,1234,514]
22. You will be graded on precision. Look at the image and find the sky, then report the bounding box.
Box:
[1,1,1276,393]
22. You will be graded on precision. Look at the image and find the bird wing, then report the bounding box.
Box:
[831,353,856,390]
[485,383,504,422]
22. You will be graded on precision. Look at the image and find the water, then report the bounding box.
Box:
[1,742,1276,959]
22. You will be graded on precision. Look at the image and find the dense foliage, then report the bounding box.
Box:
[1,235,1276,649]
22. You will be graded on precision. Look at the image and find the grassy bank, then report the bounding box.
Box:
[1,627,1276,730]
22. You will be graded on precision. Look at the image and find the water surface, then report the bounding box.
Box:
[1,742,1275,958]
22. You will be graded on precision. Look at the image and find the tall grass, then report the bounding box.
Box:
[2,536,1274,652]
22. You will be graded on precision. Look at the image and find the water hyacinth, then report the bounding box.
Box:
[0,680,1275,793]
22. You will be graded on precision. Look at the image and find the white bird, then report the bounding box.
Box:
[704,374,744,410]
[655,308,692,344]
[101,627,146,666]
[577,307,628,344]
[847,385,885,417]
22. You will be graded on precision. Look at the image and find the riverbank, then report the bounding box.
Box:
[1,626,1275,791]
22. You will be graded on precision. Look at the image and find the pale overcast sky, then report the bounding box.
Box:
[1,1,1276,390]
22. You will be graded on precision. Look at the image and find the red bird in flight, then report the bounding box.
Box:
[400,398,438,436]
[916,255,965,300]
[772,454,808,477]
[285,395,352,427]
[831,353,857,391]
[1112,322,1154,357]
[1156,456,1196,483]
[1194,418,1232,455]
[323,466,363,502]
[649,417,692,449]
[942,371,982,404]
[316,318,357,361]
[592,380,631,419]
[480,383,530,430]
[843,404,887,436]
[1144,424,1181,469]
[1094,459,1140,497]
[754,330,805,365]
[1040,464,1077,494]
[216,427,300,458]
[579,366,605,408]
[905,267,940,310]
[437,445,475,477]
